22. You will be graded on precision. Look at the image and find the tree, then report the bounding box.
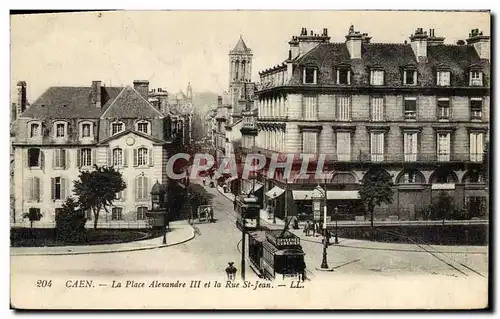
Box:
[55,197,87,243]
[359,168,394,227]
[73,165,126,229]
[22,208,42,229]
[432,191,454,221]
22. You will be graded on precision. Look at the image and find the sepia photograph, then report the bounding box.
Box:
[9,10,490,309]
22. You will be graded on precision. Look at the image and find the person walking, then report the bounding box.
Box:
[225,262,237,281]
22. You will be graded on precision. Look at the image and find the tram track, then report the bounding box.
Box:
[376,228,485,278]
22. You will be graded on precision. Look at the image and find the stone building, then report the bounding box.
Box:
[12,80,187,226]
[251,26,489,220]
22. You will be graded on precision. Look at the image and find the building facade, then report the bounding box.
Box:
[252,26,489,221]
[12,80,189,226]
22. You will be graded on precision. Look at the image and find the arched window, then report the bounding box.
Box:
[331,172,356,184]
[463,170,484,184]
[396,169,425,184]
[53,121,68,138]
[28,121,41,138]
[430,167,458,184]
[80,121,93,139]
[134,147,149,166]
[135,175,149,200]
[112,148,123,167]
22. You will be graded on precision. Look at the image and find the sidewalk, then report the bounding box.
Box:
[10,221,195,256]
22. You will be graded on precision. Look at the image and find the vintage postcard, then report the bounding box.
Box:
[9,10,490,309]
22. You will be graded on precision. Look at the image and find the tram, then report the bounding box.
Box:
[235,195,260,230]
[248,229,306,281]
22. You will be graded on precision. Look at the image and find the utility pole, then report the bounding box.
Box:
[241,216,246,281]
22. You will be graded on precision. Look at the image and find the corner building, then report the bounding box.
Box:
[12,80,184,226]
[253,26,489,221]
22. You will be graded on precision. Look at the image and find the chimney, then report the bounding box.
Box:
[409,27,429,62]
[16,81,27,116]
[91,80,102,108]
[466,28,490,60]
[289,36,300,59]
[427,28,445,46]
[345,25,363,59]
[291,27,330,59]
[133,80,149,100]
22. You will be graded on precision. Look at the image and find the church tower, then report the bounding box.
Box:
[228,36,253,119]
[186,82,193,102]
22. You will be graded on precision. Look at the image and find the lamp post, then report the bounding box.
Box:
[273,192,277,224]
[313,185,329,270]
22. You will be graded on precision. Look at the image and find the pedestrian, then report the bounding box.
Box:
[225,262,237,281]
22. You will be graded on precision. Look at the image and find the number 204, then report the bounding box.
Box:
[36,280,52,288]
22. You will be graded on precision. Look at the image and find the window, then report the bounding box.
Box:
[302,131,318,154]
[113,148,123,167]
[30,123,40,138]
[470,98,483,120]
[437,71,451,86]
[111,122,124,135]
[437,133,451,162]
[135,176,149,200]
[81,123,92,138]
[404,97,417,120]
[370,70,384,86]
[401,172,418,184]
[338,96,351,121]
[470,71,483,86]
[336,69,351,85]
[403,132,418,162]
[112,207,123,220]
[26,177,41,201]
[303,68,317,84]
[437,98,450,120]
[137,206,147,220]
[470,132,484,162]
[371,97,384,121]
[302,96,317,120]
[28,148,41,168]
[336,132,351,161]
[370,132,384,162]
[53,149,67,169]
[137,121,150,134]
[136,147,149,166]
[55,123,66,138]
[51,177,66,200]
[403,70,417,85]
[80,148,92,167]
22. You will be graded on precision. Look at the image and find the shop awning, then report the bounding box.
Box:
[292,190,360,200]
[266,186,285,199]
[327,191,360,200]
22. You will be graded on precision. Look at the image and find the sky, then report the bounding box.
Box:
[10,10,490,103]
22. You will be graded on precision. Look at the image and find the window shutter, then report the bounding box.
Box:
[479,72,483,85]
[478,133,484,155]
[107,148,112,167]
[39,179,44,202]
[76,149,81,168]
[149,148,154,167]
[144,177,149,199]
[34,177,40,201]
[412,133,418,154]
[25,150,29,169]
[61,178,66,200]
[133,149,138,167]
[470,133,476,156]
[92,149,96,166]
[26,178,32,200]
[64,149,69,168]
[51,177,55,200]
[52,149,57,169]
[123,149,128,167]
[445,133,451,154]
[40,151,45,170]
[135,178,141,200]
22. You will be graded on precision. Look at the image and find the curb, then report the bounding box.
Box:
[10,226,196,257]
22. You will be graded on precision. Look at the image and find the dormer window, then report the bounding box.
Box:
[370,70,384,86]
[53,121,68,139]
[470,70,483,86]
[111,122,124,136]
[136,121,150,135]
[336,68,351,85]
[403,69,417,85]
[29,122,41,138]
[437,71,451,86]
[303,67,317,84]
[80,122,93,139]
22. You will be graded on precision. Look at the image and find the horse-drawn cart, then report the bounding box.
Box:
[196,205,214,223]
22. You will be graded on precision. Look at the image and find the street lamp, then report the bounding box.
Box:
[273,192,277,224]
[312,185,329,269]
